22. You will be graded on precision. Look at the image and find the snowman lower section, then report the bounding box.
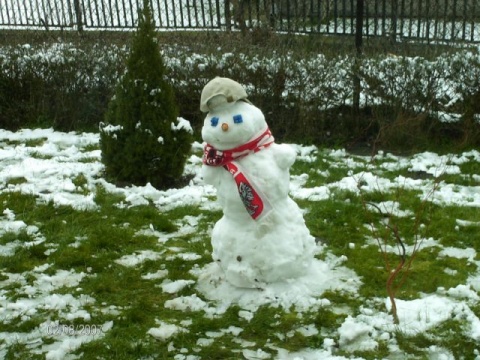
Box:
[211,198,316,288]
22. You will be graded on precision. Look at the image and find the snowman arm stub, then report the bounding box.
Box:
[201,164,222,187]
[272,143,297,170]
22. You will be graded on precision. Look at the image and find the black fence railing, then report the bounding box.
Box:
[1,0,479,43]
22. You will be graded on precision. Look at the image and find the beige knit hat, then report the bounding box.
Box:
[200,77,251,112]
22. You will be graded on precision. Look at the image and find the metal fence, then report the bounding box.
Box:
[1,0,479,43]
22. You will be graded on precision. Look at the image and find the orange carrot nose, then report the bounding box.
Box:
[221,123,229,132]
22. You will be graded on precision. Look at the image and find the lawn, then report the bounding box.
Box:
[0,128,479,359]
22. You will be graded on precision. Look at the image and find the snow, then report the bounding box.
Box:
[147,320,188,341]
[99,124,123,134]
[1,127,480,358]
[172,117,194,133]
[115,250,164,267]
[142,269,169,280]
[366,201,414,217]
[338,316,378,352]
[161,279,196,294]
[195,259,356,313]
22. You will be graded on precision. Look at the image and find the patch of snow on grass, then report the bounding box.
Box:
[161,279,196,294]
[115,250,164,267]
[147,320,187,341]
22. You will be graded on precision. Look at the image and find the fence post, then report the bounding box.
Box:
[355,0,364,54]
[73,0,83,32]
[353,0,364,116]
[391,0,398,44]
[225,0,231,31]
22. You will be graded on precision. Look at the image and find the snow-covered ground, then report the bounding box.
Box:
[0,128,479,359]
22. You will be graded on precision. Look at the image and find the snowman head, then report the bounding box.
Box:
[201,78,268,151]
[202,101,268,150]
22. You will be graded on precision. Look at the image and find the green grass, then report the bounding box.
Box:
[1,147,480,359]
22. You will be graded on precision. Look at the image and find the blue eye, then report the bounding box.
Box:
[233,114,243,124]
[211,117,219,127]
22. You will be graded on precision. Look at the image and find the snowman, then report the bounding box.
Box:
[201,77,316,288]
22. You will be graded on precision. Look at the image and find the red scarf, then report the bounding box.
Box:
[203,128,274,220]
[203,128,274,166]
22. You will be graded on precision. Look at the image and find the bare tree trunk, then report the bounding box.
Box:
[234,0,247,35]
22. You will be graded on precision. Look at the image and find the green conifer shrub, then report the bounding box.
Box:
[99,0,193,189]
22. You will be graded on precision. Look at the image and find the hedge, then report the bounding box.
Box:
[1,40,479,150]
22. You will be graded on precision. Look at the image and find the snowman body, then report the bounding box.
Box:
[202,100,315,288]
